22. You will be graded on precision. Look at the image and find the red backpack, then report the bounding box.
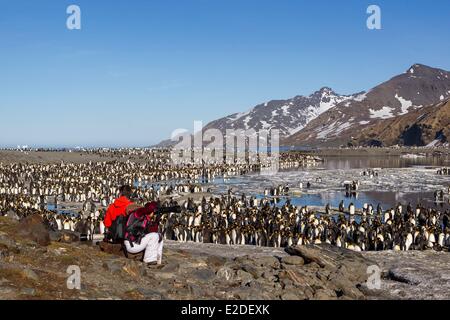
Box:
[124,210,152,247]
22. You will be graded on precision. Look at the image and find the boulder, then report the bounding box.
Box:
[17,215,50,246]
[252,256,280,269]
[20,288,37,296]
[98,241,124,256]
[22,268,39,282]
[285,244,375,283]
[122,260,142,278]
[281,292,301,300]
[327,270,365,299]
[206,256,226,268]
[281,255,305,266]
[314,288,338,300]
[235,270,254,285]
[192,268,216,282]
[387,267,421,285]
[241,263,265,278]
[285,245,331,268]
[160,262,180,273]
[102,259,123,275]
[216,266,235,282]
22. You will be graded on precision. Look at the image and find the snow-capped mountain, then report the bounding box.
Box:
[156,64,450,148]
[284,64,450,147]
[202,87,364,138]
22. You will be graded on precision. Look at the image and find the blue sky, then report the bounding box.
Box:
[1,0,449,147]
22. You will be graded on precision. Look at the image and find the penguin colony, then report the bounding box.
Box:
[0,150,318,238]
[157,196,450,252]
[0,150,449,252]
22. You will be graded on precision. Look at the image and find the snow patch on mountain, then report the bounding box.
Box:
[395,94,413,115]
[202,87,358,139]
[352,92,367,102]
[243,116,252,130]
[228,110,251,122]
[370,106,395,119]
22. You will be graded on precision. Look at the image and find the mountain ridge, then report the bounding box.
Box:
[284,63,450,147]
[155,64,450,148]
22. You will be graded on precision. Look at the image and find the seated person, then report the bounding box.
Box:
[124,201,163,266]
[103,185,137,243]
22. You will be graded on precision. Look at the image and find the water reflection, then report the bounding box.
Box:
[213,155,450,211]
[321,155,449,170]
[255,190,449,211]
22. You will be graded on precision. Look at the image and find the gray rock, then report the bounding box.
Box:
[253,256,280,269]
[206,256,226,268]
[241,263,265,278]
[314,288,337,300]
[192,268,216,282]
[22,269,39,282]
[285,245,330,268]
[137,288,163,299]
[328,273,365,300]
[102,260,123,274]
[216,266,235,282]
[232,288,274,300]
[160,262,180,273]
[281,292,300,300]
[122,260,141,277]
[188,284,209,297]
[21,288,37,296]
[0,287,14,295]
[17,215,51,246]
[285,244,374,300]
[262,271,278,282]
[282,255,305,266]
[387,267,421,285]
[236,270,254,285]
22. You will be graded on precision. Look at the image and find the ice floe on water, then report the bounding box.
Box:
[207,165,450,210]
[212,167,448,194]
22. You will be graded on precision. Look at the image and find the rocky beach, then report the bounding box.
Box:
[1,215,449,300]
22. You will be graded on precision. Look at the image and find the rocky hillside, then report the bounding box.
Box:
[284,64,450,147]
[0,215,378,300]
[156,64,450,149]
[354,99,450,147]
[202,87,363,138]
[2,216,450,300]
[155,88,364,147]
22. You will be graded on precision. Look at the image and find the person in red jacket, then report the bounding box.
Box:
[104,185,133,228]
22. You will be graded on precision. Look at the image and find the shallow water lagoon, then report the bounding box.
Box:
[208,156,450,210]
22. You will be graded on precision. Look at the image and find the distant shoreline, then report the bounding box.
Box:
[303,147,450,157]
[0,147,449,164]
